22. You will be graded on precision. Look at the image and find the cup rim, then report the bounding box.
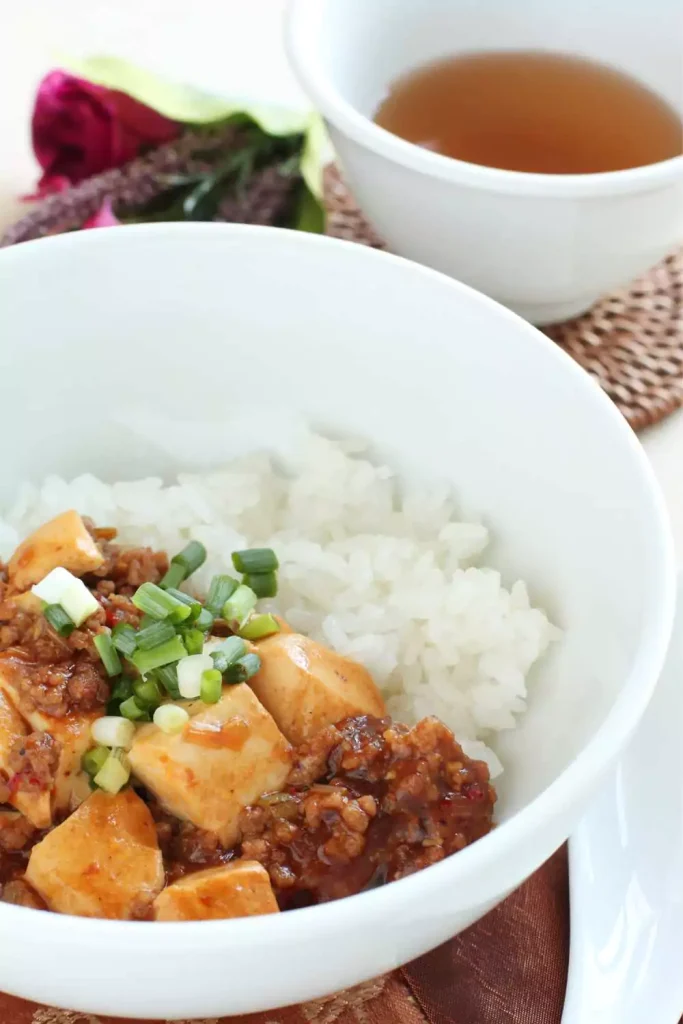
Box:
[286,0,683,198]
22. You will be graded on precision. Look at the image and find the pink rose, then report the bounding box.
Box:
[30,70,179,197]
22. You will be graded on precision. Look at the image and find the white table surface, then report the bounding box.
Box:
[3,0,683,561]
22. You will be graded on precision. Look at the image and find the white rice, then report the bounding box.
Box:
[0,431,558,775]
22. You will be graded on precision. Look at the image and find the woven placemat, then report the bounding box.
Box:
[324,166,683,433]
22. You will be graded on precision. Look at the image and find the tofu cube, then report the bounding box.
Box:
[25,789,164,919]
[128,684,292,846]
[153,861,279,921]
[249,633,386,745]
[8,510,104,591]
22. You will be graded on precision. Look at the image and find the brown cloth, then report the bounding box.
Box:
[0,848,569,1024]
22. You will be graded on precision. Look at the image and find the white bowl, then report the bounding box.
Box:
[0,224,675,1019]
[286,0,683,324]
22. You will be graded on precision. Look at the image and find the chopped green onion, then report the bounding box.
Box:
[110,676,134,703]
[119,696,150,722]
[133,678,163,708]
[172,540,207,578]
[93,634,122,678]
[224,652,261,684]
[32,567,77,605]
[93,748,130,794]
[182,628,205,656]
[91,716,136,749]
[164,589,202,622]
[131,583,191,623]
[159,562,185,591]
[177,654,214,699]
[205,574,238,617]
[243,571,278,599]
[232,548,279,574]
[209,636,247,673]
[239,613,281,641]
[44,603,75,637]
[222,584,257,627]
[135,619,176,651]
[200,669,223,704]
[130,635,187,676]
[194,607,215,632]
[60,578,100,627]
[153,704,189,735]
[81,745,109,777]
[154,664,181,700]
[139,613,156,630]
[111,623,137,657]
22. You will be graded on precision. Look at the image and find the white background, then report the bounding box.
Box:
[2,0,682,563]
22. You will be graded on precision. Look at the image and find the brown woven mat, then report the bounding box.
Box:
[324,166,683,433]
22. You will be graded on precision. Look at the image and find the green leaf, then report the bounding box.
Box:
[292,183,326,233]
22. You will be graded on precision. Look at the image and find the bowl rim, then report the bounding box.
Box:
[0,222,676,950]
[285,0,683,198]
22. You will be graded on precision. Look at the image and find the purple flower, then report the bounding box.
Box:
[30,71,179,197]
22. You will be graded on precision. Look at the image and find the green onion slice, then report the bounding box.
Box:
[194,607,215,632]
[154,664,181,700]
[200,669,223,704]
[133,677,163,708]
[182,628,205,656]
[159,562,185,591]
[224,652,261,684]
[232,548,279,574]
[135,619,176,651]
[93,633,122,677]
[209,636,247,674]
[110,676,134,703]
[239,614,281,641]
[93,748,130,795]
[164,588,202,622]
[131,583,191,623]
[81,746,109,778]
[205,574,238,617]
[44,604,75,637]
[130,634,187,676]
[222,584,257,627]
[111,622,137,657]
[242,571,278,599]
[173,540,206,577]
[119,696,150,722]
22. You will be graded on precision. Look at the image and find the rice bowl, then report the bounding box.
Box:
[0,223,673,1018]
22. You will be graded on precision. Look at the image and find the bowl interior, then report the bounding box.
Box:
[0,224,671,822]
[302,0,683,121]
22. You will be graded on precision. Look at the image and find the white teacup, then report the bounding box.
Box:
[287,0,683,324]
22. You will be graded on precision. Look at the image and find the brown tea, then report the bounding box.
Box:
[374,51,683,174]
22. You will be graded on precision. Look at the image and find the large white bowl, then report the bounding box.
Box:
[0,224,675,1019]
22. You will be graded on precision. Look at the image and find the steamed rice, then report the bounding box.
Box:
[0,431,558,774]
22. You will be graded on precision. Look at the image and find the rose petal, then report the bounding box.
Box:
[82,198,120,229]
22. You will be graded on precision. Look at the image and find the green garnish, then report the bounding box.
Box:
[131,583,192,623]
[44,604,75,637]
[239,613,281,641]
[135,619,176,651]
[119,696,149,721]
[205,574,238,617]
[154,664,181,700]
[200,669,223,704]
[224,652,261,683]
[159,562,185,591]
[93,633,122,677]
[130,635,188,676]
[110,676,134,703]
[164,589,202,622]
[160,541,207,588]
[133,678,163,708]
[232,548,279,574]
[81,746,109,777]
[111,622,137,657]
[194,607,215,632]
[210,636,247,673]
[243,571,278,599]
[182,628,205,656]
[222,584,257,627]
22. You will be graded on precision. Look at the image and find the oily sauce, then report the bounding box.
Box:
[374,50,683,174]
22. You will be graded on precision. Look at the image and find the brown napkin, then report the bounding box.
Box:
[0,847,569,1024]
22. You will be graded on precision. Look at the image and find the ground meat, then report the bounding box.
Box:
[146,797,233,882]
[0,879,45,909]
[7,732,60,793]
[240,715,495,907]
[0,811,36,852]
[89,543,168,593]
